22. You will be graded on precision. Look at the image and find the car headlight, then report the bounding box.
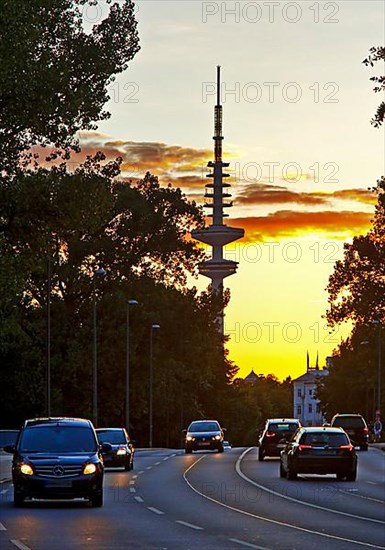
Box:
[116,447,127,456]
[83,463,97,475]
[186,435,194,441]
[20,463,33,476]
[214,435,221,440]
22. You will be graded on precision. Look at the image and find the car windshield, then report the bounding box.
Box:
[301,432,349,446]
[188,422,219,432]
[332,417,365,428]
[97,430,126,444]
[19,426,97,453]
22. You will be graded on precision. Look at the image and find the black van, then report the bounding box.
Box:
[4,417,110,507]
[330,413,369,451]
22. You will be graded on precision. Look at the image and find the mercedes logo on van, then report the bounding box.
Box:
[52,465,65,477]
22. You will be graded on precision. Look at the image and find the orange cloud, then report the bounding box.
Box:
[237,183,376,207]
[229,210,373,242]
[237,183,327,206]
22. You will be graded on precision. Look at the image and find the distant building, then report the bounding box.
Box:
[292,354,330,426]
[243,370,259,385]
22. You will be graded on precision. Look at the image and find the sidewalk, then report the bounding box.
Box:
[370,442,385,452]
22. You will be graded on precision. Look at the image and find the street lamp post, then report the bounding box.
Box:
[149,323,160,448]
[125,299,138,431]
[92,267,106,427]
[372,320,382,414]
[47,248,52,417]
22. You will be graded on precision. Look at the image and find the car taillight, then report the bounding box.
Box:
[299,445,312,451]
[266,432,276,437]
[340,444,353,451]
[362,427,368,434]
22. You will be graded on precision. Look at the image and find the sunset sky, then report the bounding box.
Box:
[79,0,383,380]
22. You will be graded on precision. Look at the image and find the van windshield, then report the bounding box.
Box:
[19,426,97,453]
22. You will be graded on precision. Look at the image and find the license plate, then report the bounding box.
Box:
[198,442,211,446]
[45,480,73,488]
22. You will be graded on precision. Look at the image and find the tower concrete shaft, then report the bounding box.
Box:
[191,66,244,334]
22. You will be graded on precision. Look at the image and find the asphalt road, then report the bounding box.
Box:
[0,447,384,549]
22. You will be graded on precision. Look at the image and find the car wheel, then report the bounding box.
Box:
[360,444,368,451]
[279,461,286,478]
[345,469,357,482]
[124,461,131,471]
[14,491,25,507]
[258,449,265,461]
[218,444,224,453]
[90,490,103,507]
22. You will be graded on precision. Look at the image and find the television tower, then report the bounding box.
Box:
[192,66,244,335]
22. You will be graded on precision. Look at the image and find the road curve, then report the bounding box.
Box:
[0,447,383,549]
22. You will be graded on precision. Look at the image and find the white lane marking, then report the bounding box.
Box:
[236,448,384,526]
[163,457,169,461]
[0,489,8,495]
[138,470,145,475]
[129,480,135,485]
[134,496,144,503]
[146,466,152,470]
[183,453,384,549]
[338,489,385,504]
[11,541,31,550]
[176,520,203,530]
[155,461,161,465]
[366,481,377,485]
[148,506,164,515]
[229,539,269,549]
[129,488,136,493]
[0,522,6,531]
[132,475,138,479]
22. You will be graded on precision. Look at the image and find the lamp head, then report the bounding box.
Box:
[128,299,139,306]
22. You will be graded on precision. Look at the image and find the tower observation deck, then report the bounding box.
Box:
[191,66,244,334]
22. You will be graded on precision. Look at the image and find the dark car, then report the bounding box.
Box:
[258,418,301,461]
[183,420,226,453]
[4,417,109,507]
[280,426,357,481]
[330,413,369,451]
[96,428,134,471]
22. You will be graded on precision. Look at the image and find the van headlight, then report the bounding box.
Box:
[83,463,97,475]
[20,463,33,476]
[214,435,221,440]
[186,435,194,441]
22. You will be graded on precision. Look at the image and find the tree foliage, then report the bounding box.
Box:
[0,0,140,170]
[326,188,385,326]
[321,48,385,420]
[363,46,385,128]
[316,325,382,421]
[0,1,246,442]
